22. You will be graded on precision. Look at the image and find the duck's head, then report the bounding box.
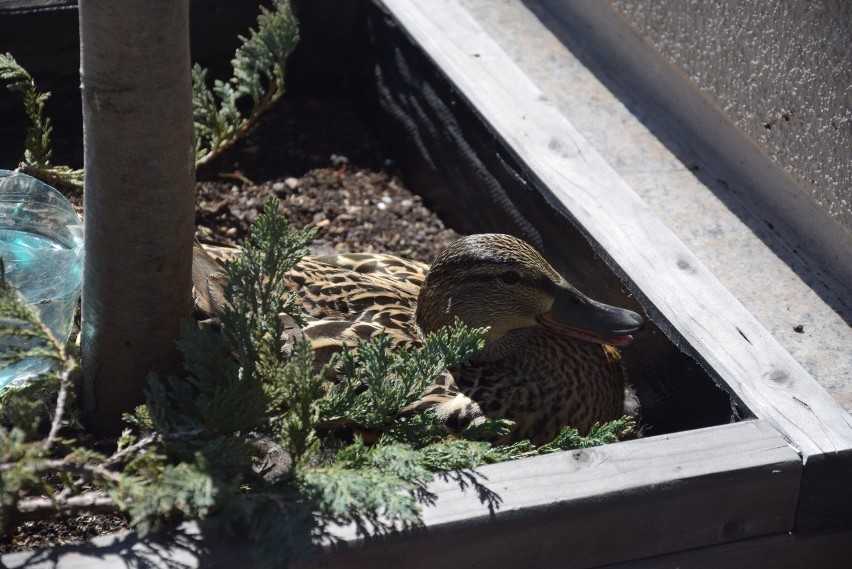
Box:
[415,234,644,349]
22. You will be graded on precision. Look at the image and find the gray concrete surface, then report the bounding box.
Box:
[611,0,852,231]
[457,0,852,412]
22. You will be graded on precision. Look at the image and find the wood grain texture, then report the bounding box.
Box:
[378,0,852,531]
[0,0,71,10]
[600,527,852,569]
[318,420,799,568]
[2,421,801,569]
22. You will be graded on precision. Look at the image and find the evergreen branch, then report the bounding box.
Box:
[0,52,52,166]
[0,457,121,485]
[15,490,117,520]
[109,463,215,538]
[0,259,64,372]
[538,417,635,453]
[0,53,84,191]
[16,162,84,192]
[220,197,315,383]
[302,439,432,537]
[470,416,637,463]
[194,1,299,166]
[102,431,162,469]
[270,337,324,466]
[320,322,487,433]
[42,365,72,451]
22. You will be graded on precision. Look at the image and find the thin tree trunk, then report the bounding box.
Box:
[79,0,195,435]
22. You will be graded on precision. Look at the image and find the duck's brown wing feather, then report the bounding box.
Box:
[286,258,420,337]
[193,244,424,325]
[193,243,485,431]
[309,252,427,289]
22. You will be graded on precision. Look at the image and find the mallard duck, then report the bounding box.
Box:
[193,234,643,444]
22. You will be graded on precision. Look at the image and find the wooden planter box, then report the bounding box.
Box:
[5,0,852,567]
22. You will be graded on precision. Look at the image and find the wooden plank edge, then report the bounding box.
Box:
[376,0,852,480]
[599,527,852,569]
[338,420,798,532]
[0,0,73,12]
[2,421,800,568]
[315,420,800,567]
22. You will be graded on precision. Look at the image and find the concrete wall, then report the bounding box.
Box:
[610,0,851,232]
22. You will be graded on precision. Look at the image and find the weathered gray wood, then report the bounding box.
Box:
[0,0,71,11]
[378,0,852,531]
[600,527,852,569]
[2,420,801,568]
[319,420,800,567]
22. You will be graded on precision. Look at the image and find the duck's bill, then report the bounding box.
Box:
[536,282,644,347]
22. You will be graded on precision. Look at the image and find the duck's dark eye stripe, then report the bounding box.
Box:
[499,270,521,284]
[461,273,500,284]
[458,271,530,286]
[454,270,558,293]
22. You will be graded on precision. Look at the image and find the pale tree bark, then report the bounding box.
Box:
[79,0,195,434]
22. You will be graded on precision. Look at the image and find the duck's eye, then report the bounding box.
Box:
[499,270,521,284]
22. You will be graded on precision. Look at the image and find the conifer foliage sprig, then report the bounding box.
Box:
[0,53,84,190]
[321,323,486,432]
[193,0,300,166]
[0,56,51,167]
[0,260,63,371]
[0,261,93,537]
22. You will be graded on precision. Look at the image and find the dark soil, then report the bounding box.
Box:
[2,515,129,554]
[196,166,459,261]
[194,98,460,261]
[0,97,460,555]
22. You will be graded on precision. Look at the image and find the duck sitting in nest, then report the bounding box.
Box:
[193,233,643,444]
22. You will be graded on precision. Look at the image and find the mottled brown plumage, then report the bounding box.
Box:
[193,234,643,444]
